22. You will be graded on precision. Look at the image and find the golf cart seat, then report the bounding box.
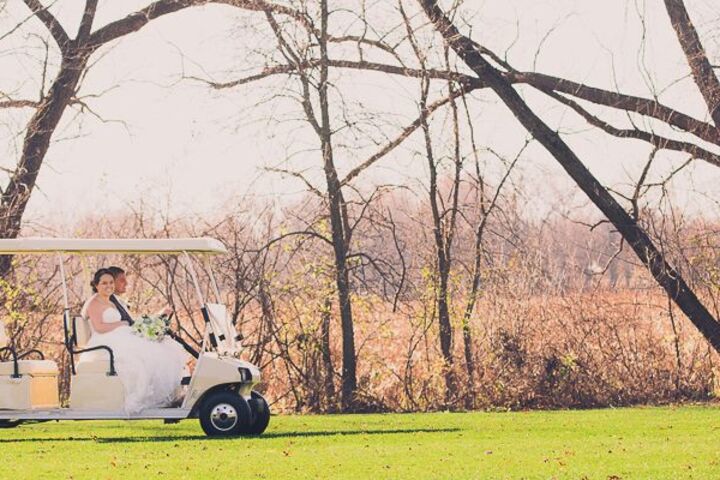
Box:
[75,361,114,374]
[71,315,118,375]
[0,319,59,409]
[67,315,124,411]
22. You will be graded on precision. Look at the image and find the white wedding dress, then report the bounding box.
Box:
[78,302,188,414]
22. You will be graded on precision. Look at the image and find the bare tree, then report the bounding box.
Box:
[397,2,461,404]
[199,0,487,409]
[0,0,306,275]
[459,139,525,406]
[415,0,720,353]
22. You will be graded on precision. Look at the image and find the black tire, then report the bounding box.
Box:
[244,391,270,435]
[0,420,21,429]
[199,391,252,437]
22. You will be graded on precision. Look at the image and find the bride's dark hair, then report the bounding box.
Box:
[90,268,114,293]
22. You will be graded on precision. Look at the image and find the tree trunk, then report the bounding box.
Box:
[461,260,479,406]
[461,207,493,407]
[318,0,357,411]
[321,297,336,411]
[422,108,455,403]
[253,280,274,367]
[417,0,720,353]
[0,50,90,276]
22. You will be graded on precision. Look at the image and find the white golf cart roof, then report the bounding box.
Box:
[0,237,227,255]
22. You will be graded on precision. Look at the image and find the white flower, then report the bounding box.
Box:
[131,314,170,341]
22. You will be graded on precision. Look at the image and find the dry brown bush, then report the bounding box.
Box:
[1,198,718,412]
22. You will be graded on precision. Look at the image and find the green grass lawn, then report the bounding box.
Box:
[0,405,718,479]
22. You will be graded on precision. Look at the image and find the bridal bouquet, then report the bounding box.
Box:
[131,314,171,341]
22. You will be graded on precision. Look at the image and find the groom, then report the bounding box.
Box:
[108,266,198,358]
[107,266,134,325]
[107,265,173,324]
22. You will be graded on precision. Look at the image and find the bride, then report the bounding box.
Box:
[79,268,188,413]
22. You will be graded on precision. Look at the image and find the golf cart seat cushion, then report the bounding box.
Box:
[70,373,124,410]
[74,316,92,348]
[75,360,113,374]
[0,359,58,376]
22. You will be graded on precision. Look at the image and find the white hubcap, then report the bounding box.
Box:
[210,403,238,431]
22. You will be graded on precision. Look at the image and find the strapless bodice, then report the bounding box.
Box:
[101,307,122,323]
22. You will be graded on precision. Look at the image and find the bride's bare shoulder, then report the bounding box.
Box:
[84,295,104,316]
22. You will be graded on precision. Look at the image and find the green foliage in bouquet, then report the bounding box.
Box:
[131,314,170,341]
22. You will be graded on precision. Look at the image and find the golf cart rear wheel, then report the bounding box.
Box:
[244,391,270,435]
[199,392,251,437]
[0,420,21,428]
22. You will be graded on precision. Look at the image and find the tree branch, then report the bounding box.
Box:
[341,85,481,185]
[263,10,323,137]
[77,0,99,41]
[264,167,323,198]
[663,0,720,125]
[544,88,720,168]
[87,0,206,48]
[509,70,720,146]
[0,98,40,109]
[199,58,720,148]
[87,0,307,49]
[214,0,312,30]
[199,59,476,90]
[21,0,70,53]
[329,35,398,58]
[249,230,334,253]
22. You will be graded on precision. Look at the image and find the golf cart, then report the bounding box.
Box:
[0,237,269,437]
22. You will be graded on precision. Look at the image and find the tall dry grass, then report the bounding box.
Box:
[1,200,718,413]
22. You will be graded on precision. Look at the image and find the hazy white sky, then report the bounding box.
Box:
[1,0,719,228]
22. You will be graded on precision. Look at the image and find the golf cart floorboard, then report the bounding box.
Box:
[0,407,192,420]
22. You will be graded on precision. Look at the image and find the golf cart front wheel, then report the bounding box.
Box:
[245,391,270,435]
[199,392,252,437]
[0,420,21,428]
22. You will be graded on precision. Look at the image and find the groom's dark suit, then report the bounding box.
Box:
[110,295,134,325]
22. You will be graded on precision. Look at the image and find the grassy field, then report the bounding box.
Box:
[0,405,718,479]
